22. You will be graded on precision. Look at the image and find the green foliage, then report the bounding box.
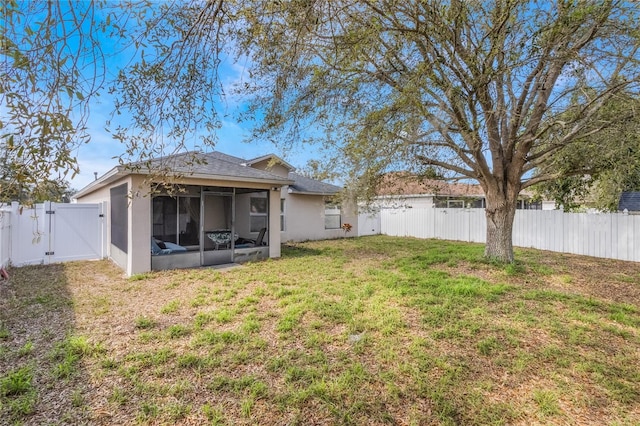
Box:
[0,1,216,200]
[129,273,152,282]
[202,403,226,424]
[134,316,156,329]
[160,300,180,314]
[166,324,190,339]
[0,1,109,200]
[0,172,75,204]
[2,237,640,424]
[50,334,104,379]
[0,365,38,418]
[0,323,9,339]
[138,402,159,421]
[216,0,638,261]
[18,341,34,357]
[534,94,640,211]
[532,389,561,416]
[0,366,33,397]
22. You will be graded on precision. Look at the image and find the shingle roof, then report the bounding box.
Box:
[376,173,484,197]
[142,151,292,183]
[75,150,340,199]
[244,154,296,171]
[619,192,640,211]
[287,172,342,195]
[375,172,536,198]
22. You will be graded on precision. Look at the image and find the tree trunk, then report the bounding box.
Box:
[484,189,517,263]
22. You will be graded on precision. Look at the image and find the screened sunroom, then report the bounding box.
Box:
[150,184,277,271]
[75,162,291,275]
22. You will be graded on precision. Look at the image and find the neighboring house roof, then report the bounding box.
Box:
[375,172,535,198]
[376,173,484,197]
[619,192,640,211]
[287,172,342,195]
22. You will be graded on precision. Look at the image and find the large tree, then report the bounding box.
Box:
[218,0,640,262]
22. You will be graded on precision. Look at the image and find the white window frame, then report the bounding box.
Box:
[324,201,342,229]
[447,200,464,209]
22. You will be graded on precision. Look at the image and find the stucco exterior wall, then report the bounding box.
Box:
[77,175,152,276]
[250,159,291,178]
[281,193,358,242]
[128,175,151,276]
[268,188,281,257]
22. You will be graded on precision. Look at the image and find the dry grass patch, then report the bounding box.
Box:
[1,235,639,425]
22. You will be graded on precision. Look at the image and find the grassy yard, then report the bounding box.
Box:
[1,236,639,425]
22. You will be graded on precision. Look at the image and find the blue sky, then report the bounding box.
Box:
[70,91,301,191]
[70,61,316,191]
[67,5,317,191]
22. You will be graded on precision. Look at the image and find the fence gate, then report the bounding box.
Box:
[9,201,105,267]
[48,202,105,264]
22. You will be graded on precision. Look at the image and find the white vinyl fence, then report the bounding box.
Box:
[379,208,640,262]
[0,205,11,268]
[358,211,382,236]
[0,201,106,268]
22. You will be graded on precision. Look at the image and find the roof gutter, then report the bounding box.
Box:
[288,189,340,196]
[74,167,295,200]
[181,172,294,186]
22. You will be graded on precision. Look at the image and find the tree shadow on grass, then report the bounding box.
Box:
[0,263,92,425]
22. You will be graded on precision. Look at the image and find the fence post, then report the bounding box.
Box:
[0,204,12,268]
[101,201,108,259]
[10,202,20,266]
[45,201,52,265]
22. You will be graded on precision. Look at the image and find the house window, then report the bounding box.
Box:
[280,199,285,231]
[325,201,341,229]
[434,196,483,208]
[517,199,542,210]
[250,197,268,232]
[468,198,485,208]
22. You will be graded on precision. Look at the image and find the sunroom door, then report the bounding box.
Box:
[201,190,235,266]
